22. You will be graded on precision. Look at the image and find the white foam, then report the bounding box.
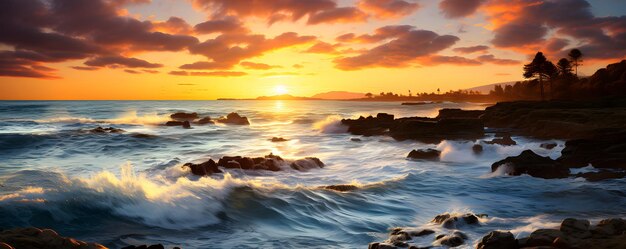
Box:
[314,115,348,134]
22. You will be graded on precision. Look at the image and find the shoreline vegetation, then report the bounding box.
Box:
[3,53,626,249]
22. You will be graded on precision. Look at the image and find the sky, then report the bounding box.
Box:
[1,0,625,100]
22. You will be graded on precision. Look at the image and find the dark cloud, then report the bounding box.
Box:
[72,66,100,71]
[179,61,233,70]
[192,0,336,23]
[424,55,482,66]
[439,0,483,18]
[124,69,141,74]
[194,17,249,34]
[153,17,194,35]
[334,27,460,70]
[358,0,420,19]
[307,7,368,25]
[453,45,490,54]
[188,32,315,69]
[85,55,163,68]
[335,25,414,43]
[476,54,520,65]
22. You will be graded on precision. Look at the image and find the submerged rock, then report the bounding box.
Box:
[170,112,198,121]
[0,227,107,249]
[323,184,358,192]
[472,144,484,154]
[491,150,570,179]
[90,126,124,133]
[216,112,250,125]
[196,117,214,124]
[540,142,558,150]
[407,149,441,160]
[485,135,517,146]
[270,137,288,142]
[165,120,191,128]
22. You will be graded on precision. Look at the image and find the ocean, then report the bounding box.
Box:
[0,100,624,248]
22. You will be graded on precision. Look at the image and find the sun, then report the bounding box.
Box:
[274,85,289,95]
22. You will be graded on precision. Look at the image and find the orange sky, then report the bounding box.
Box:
[1,0,625,100]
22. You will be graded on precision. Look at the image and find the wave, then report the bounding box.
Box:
[313,115,348,134]
[34,111,171,126]
[0,163,290,229]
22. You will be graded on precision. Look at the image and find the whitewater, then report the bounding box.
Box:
[0,100,624,248]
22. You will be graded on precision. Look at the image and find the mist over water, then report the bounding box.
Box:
[0,100,624,248]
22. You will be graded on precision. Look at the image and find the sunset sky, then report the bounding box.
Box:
[1,0,626,100]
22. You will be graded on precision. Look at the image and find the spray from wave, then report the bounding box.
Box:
[314,115,348,134]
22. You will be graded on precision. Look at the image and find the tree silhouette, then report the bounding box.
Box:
[557,58,573,76]
[365,92,373,98]
[568,49,583,77]
[524,52,557,100]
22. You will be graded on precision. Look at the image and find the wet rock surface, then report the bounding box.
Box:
[491,150,570,179]
[407,149,441,160]
[341,109,485,143]
[170,112,198,121]
[0,227,107,249]
[270,137,288,142]
[477,218,626,249]
[184,154,324,176]
[216,112,250,125]
[89,126,124,133]
[165,121,191,129]
[558,132,626,170]
[485,134,517,146]
[323,184,359,192]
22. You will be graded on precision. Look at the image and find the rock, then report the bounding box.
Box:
[290,157,324,171]
[491,150,570,179]
[558,132,626,170]
[165,121,191,128]
[183,159,222,176]
[390,117,484,143]
[196,117,214,124]
[575,171,626,181]
[485,135,517,146]
[270,137,288,142]
[130,133,157,139]
[541,143,558,150]
[0,227,107,249]
[350,138,362,142]
[473,144,484,154]
[410,229,435,237]
[593,218,626,236]
[90,126,124,133]
[407,149,441,160]
[439,233,465,247]
[170,112,199,121]
[216,112,250,125]
[526,229,563,247]
[324,184,358,192]
[122,245,164,249]
[341,113,397,136]
[389,231,412,242]
[432,213,481,229]
[477,231,517,249]
[436,109,485,119]
[369,242,395,249]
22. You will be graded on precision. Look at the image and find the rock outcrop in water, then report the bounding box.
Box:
[184,154,324,176]
[0,227,106,249]
[477,218,626,249]
[491,150,570,179]
[485,134,516,146]
[558,132,626,170]
[323,184,359,192]
[165,120,191,129]
[341,109,485,143]
[89,126,124,133]
[216,112,250,125]
[369,213,485,248]
[270,137,288,142]
[170,112,199,121]
[407,149,440,160]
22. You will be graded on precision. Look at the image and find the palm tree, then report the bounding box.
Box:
[524,52,557,100]
[568,49,583,77]
[365,92,373,98]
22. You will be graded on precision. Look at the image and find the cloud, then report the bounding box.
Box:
[453,45,490,54]
[153,17,194,35]
[194,16,249,34]
[335,25,414,43]
[307,7,368,25]
[188,32,315,69]
[124,69,141,74]
[304,42,340,54]
[84,55,163,68]
[358,0,420,19]
[476,54,520,65]
[240,61,281,70]
[72,66,100,71]
[333,27,460,70]
[0,0,198,78]
[192,0,336,23]
[179,61,233,70]
[423,55,482,66]
[168,70,247,77]
[439,0,484,18]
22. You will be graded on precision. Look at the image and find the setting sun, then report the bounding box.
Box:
[274,85,289,95]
